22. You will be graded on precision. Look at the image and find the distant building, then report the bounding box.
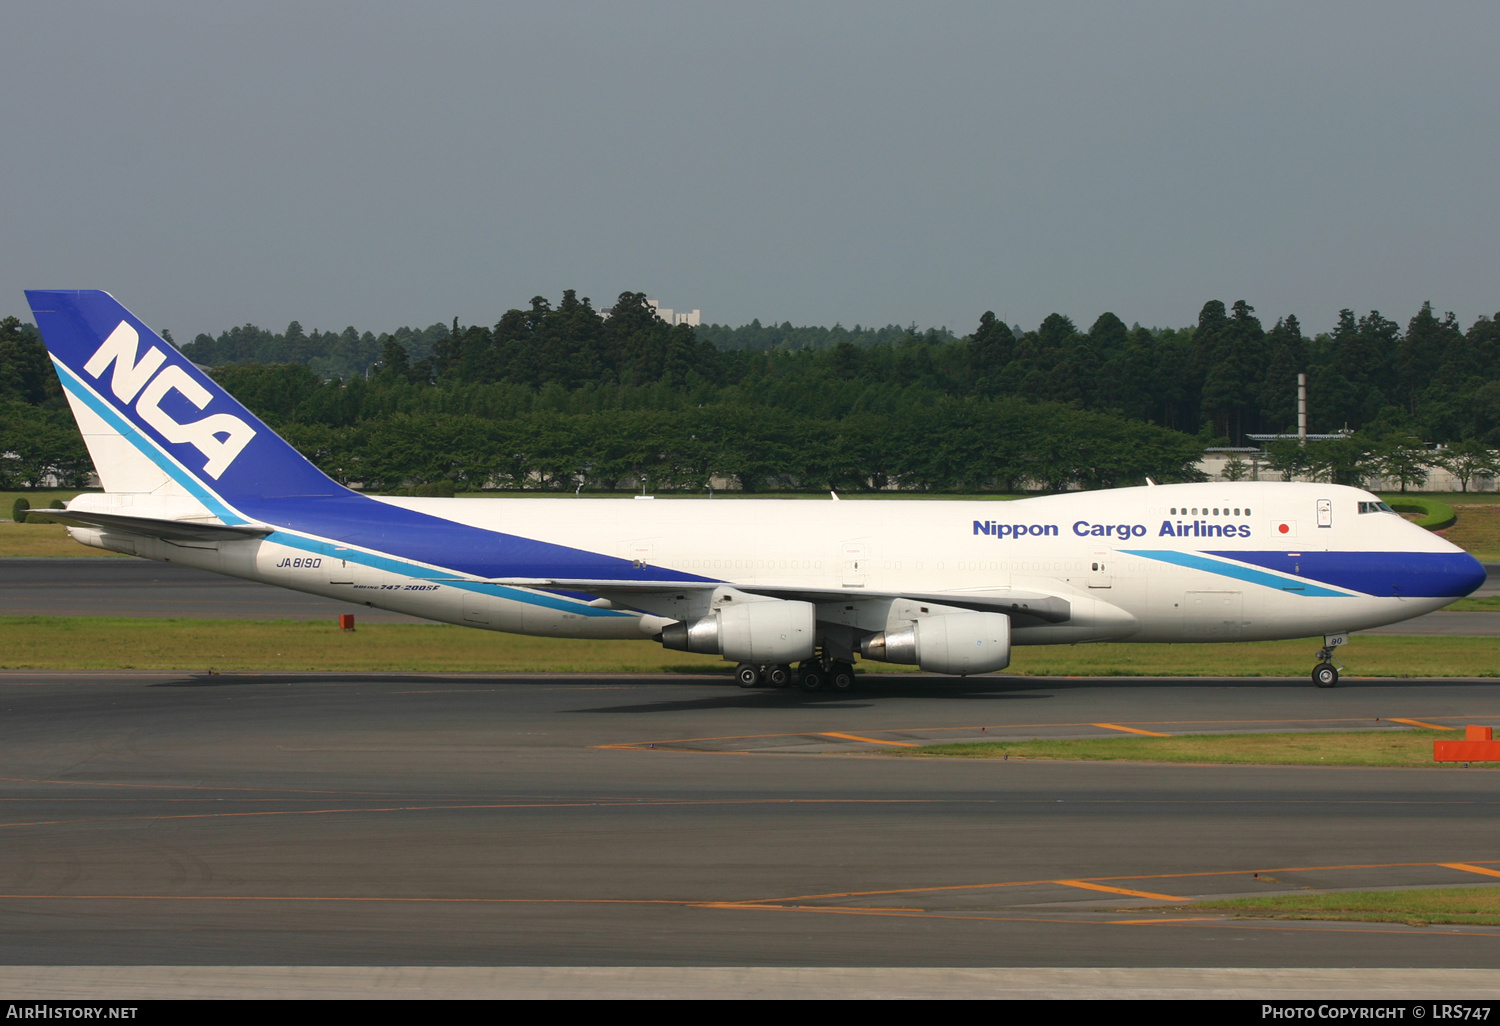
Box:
[598,298,701,326]
[1198,439,1496,491]
[646,299,700,327]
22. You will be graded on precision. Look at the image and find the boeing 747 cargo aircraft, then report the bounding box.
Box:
[25,290,1486,691]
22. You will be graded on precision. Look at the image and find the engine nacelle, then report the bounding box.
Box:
[860,612,1011,675]
[658,599,816,664]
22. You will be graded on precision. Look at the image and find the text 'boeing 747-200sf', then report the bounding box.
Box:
[24,290,1487,691]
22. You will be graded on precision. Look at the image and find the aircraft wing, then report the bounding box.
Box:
[35,509,274,542]
[490,577,1072,625]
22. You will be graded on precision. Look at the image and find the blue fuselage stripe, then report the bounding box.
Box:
[1120,549,1350,596]
[1204,549,1486,599]
[1121,548,1485,599]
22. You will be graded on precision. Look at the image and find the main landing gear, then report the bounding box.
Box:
[735,663,794,689]
[798,659,856,693]
[735,659,857,692]
[1311,634,1348,688]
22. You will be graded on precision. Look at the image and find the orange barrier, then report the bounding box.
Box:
[339,614,355,631]
[1434,725,1500,762]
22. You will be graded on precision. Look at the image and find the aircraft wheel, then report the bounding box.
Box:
[1312,663,1339,688]
[827,661,857,692]
[735,662,763,688]
[765,664,792,688]
[799,662,825,691]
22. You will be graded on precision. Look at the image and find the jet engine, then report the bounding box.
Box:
[658,599,816,664]
[860,611,1011,675]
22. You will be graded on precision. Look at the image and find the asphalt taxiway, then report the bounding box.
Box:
[2,669,1499,975]
[6,558,1500,994]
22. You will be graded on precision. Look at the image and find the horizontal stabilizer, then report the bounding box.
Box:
[38,508,273,542]
[490,578,1072,625]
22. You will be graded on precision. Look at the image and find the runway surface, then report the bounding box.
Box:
[3,669,1500,972]
[4,557,1498,634]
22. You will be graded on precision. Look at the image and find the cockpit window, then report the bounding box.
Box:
[1358,501,1397,514]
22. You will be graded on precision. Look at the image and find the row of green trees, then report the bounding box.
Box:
[183,320,450,381]
[6,292,1500,493]
[271,398,1205,494]
[0,316,92,488]
[177,294,1500,448]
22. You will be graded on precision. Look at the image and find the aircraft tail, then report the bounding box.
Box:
[25,290,342,517]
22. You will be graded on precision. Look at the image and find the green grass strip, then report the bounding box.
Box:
[0,616,727,673]
[1387,496,1458,531]
[892,730,1478,768]
[1000,636,1500,678]
[1194,887,1500,926]
[0,617,1497,675]
[1447,597,1500,611]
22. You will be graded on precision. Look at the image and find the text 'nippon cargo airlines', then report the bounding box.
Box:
[25,290,1487,691]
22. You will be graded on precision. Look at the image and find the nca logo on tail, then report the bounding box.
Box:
[84,321,256,479]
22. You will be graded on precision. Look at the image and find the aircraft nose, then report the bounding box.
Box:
[1455,552,1489,597]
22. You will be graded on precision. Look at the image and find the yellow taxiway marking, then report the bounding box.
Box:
[819,732,920,747]
[1093,723,1173,737]
[1388,718,1455,730]
[1440,862,1500,880]
[1053,880,1186,901]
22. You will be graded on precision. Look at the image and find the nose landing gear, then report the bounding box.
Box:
[1311,634,1348,688]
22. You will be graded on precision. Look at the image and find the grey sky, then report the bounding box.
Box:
[4,2,1496,340]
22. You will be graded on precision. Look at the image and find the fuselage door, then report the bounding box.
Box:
[840,539,870,588]
[1317,498,1333,529]
[323,543,355,585]
[624,538,655,569]
[1089,550,1112,589]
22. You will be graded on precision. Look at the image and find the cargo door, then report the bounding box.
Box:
[1185,591,1244,638]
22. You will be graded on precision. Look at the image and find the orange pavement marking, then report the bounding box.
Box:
[694,904,1500,937]
[1439,863,1500,880]
[820,732,920,747]
[1053,879,1186,901]
[754,858,1500,906]
[1389,718,1455,730]
[1093,723,1173,737]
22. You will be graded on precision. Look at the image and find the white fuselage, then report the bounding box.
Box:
[67,481,1479,653]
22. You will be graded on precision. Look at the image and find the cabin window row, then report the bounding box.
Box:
[1170,507,1250,516]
